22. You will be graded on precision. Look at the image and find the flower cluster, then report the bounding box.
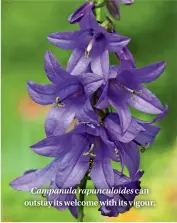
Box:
[10,0,168,220]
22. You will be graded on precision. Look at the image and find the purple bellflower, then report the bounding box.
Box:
[104,106,168,177]
[10,120,145,217]
[10,122,119,191]
[96,60,167,132]
[27,51,103,136]
[98,170,143,216]
[47,12,130,75]
[9,123,116,212]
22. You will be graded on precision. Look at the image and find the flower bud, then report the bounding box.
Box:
[69,2,95,24]
[106,0,120,20]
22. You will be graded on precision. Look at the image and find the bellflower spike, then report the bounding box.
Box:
[96,61,167,132]
[47,12,130,75]
[98,170,143,217]
[27,51,103,136]
[68,1,95,24]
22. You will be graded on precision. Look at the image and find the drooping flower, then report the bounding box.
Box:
[47,12,130,75]
[98,170,143,217]
[10,122,119,215]
[68,1,95,24]
[9,120,128,192]
[10,132,90,191]
[27,51,103,136]
[10,120,144,217]
[104,107,168,176]
[106,0,134,20]
[9,122,118,190]
[96,60,167,132]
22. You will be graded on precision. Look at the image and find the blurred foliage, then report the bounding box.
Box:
[2,0,177,221]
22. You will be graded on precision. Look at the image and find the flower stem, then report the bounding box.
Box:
[77,1,103,222]
[78,175,88,222]
[94,0,102,21]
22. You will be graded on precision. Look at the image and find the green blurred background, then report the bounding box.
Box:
[2,0,177,221]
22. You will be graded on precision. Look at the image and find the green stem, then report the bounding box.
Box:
[77,176,88,222]
[94,0,102,21]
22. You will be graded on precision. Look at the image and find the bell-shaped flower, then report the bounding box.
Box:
[104,107,168,177]
[98,170,143,217]
[9,122,119,190]
[96,60,167,132]
[27,51,103,136]
[47,12,130,75]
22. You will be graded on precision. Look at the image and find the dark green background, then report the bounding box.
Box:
[2,0,177,221]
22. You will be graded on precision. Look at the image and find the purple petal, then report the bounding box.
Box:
[47,31,81,50]
[99,205,118,217]
[90,149,114,190]
[79,12,99,30]
[121,142,140,177]
[66,48,91,75]
[69,2,94,24]
[30,134,71,157]
[69,206,78,219]
[75,99,99,124]
[74,122,101,137]
[107,33,131,52]
[135,104,168,125]
[134,61,166,83]
[128,87,164,114]
[80,72,103,96]
[134,121,160,147]
[151,104,168,123]
[10,158,60,191]
[44,51,69,83]
[105,113,145,143]
[96,84,109,109]
[27,81,56,105]
[55,135,89,188]
[132,170,144,181]
[109,66,119,79]
[91,50,109,78]
[110,99,131,133]
[115,47,135,69]
[114,172,141,209]
[45,106,75,136]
